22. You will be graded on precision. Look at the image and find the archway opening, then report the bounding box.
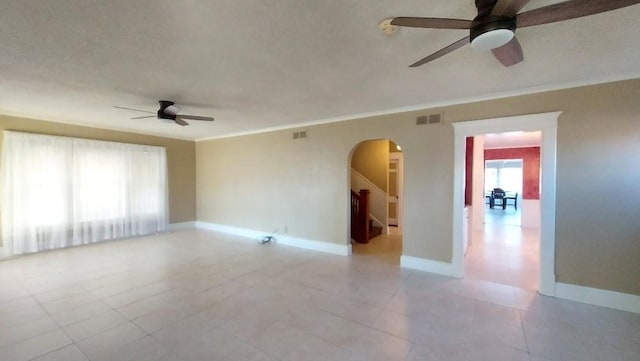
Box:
[348,139,403,264]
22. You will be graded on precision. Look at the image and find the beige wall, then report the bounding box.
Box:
[0,115,196,223]
[197,79,640,296]
[351,139,389,191]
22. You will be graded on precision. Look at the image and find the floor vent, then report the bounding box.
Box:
[417,113,443,125]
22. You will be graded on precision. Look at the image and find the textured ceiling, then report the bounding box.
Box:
[1,1,639,140]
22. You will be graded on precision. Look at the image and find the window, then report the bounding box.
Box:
[1,131,168,255]
[484,159,523,194]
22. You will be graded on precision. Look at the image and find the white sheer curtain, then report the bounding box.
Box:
[1,131,168,256]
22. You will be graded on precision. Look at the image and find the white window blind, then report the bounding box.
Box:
[0,131,168,255]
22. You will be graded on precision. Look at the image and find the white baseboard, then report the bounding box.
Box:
[195,221,350,256]
[168,221,196,231]
[195,221,263,239]
[400,255,454,277]
[555,282,640,314]
[275,234,351,256]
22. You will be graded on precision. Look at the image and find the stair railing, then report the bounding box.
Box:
[350,189,370,244]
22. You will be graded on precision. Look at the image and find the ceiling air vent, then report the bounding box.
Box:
[417,113,443,125]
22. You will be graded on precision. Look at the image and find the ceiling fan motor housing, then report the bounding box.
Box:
[475,0,499,15]
[158,100,177,120]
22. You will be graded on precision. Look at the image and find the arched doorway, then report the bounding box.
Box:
[348,139,403,264]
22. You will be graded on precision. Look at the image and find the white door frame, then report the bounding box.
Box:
[388,153,404,229]
[452,111,561,296]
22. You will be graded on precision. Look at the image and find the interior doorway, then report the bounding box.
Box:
[452,112,561,297]
[349,139,403,264]
[466,136,541,290]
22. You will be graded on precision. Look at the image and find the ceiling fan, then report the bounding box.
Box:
[114,100,214,126]
[389,0,640,67]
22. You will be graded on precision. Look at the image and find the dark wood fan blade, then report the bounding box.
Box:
[113,105,154,114]
[131,115,156,119]
[517,0,640,28]
[491,0,532,17]
[391,17,472,29]
[491,37,524,67]
[174,118,189,126]
[410,36,470,67]
[176,114,214,122]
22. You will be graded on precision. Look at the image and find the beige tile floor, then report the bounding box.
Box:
[352,227,402,265]
[465,214,540,291]
[0,229,638,361]
[353,206,538,291]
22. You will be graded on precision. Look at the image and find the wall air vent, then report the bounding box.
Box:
[416,113,443,125]
[292,130,308,140]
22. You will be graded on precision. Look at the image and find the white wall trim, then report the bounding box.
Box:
[276,234,351,256]
[471,135,485,232]
[400,256,455,277]
[195,221,350,256]
[539,120,558,296]
[369,214,385,230]
[196,221,264,240]
[555,283,640,314]
[452,111,561,295]
[195,73,639,142]
[388,152,404,229]
[452,112,561,136]
[351,168,387,195]
[168,221,196,231]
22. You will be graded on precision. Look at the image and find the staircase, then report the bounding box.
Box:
[351,189,383,243]
[369,219,383,239]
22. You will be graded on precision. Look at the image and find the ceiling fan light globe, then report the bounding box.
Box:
[471,28,514,50]
[470,17,516,51]
[164,105,181,115]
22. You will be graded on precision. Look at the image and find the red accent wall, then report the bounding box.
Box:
[484,147,540,200]
[465,137,473,206]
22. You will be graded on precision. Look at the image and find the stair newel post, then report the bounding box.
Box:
[359,189,370,244]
